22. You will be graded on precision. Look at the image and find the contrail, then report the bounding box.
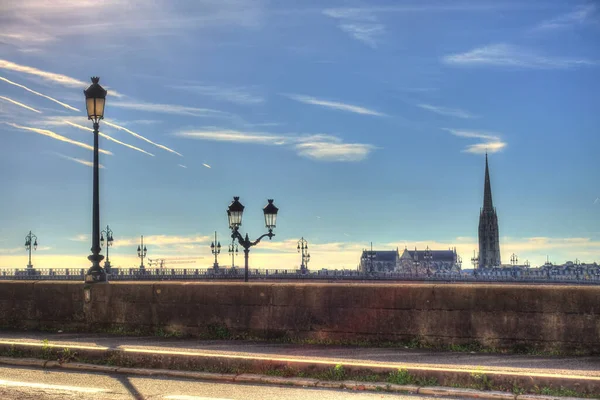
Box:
[54,153,105,169]
[0,59,124,97]
[63,121,155,157]
[0,95,41,113]
[103,120,183,157]
[0,76,79,111]
[6,123,112,155]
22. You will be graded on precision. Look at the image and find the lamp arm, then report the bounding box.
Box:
[249,230,274,247]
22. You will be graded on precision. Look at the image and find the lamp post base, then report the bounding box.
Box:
[86,254,107,283]
[103,260,112,274]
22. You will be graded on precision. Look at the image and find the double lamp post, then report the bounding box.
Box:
[227,197,278,282]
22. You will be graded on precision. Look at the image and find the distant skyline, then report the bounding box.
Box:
[1,0,599,270]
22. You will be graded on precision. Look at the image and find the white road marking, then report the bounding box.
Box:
[0,379,108,393]
[165,396,233,400]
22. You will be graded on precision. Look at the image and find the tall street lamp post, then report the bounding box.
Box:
[137,235,147,271]
[210,231,221,271]
[25,231,38,271]
[228,241,238,270]
[84,77,107,283]
[227,197,279,283]
[297,237,310,274]
[100,225,114,274]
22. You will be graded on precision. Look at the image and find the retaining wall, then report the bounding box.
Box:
[0,281,598,352]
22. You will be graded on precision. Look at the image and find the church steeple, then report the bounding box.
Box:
[483,152,494,211]
[478,153,501,268]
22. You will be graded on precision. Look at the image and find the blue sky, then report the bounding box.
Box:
[1,0,599,270]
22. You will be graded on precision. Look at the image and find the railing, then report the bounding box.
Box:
[1,267,599,284]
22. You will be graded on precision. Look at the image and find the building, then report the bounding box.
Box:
[358,249,400,273]
[399,247,461,274]
[478,153,501,268]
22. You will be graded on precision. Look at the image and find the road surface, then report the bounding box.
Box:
[0,365,461,400]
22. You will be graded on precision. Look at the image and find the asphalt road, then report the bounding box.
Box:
[2,332,599,377]
[0,365,460,400]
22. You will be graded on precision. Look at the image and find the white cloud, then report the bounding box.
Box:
[442,128,507,154]
[202,163,212,169]
[1,76,79,111]
[285,94,385,116]
[418,104,476,119]
[323,8,383,48]
[295,142,374,162]
[178,164,188,169]
[6,122,113,155]
[110,101,225,118]
[171,85,264,105]
[54,152,105,169]
[443,44,597,69]
[175,129,376,162]
[534,4,596,31]
[176,129,285,145]
[0,95,41,113]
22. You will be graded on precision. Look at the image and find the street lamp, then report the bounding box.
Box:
[227,197,278,283]
[228,240,238,270]
[297,237,310,274]
[100,225,114,274]
[84,77,107,283]
[24,231,38,271]
[137,235,147,271]
[510,253,518,266]
[210,231,221,271]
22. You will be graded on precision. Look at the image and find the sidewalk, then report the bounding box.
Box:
[0,331,598,398]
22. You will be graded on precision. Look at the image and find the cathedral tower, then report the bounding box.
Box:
[478,153,501,268]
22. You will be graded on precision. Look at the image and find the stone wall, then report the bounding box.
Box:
[1,281,598,352]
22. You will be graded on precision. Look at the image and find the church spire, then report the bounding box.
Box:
[483,152,494,211]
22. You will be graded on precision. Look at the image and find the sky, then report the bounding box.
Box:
[0,0,599,271]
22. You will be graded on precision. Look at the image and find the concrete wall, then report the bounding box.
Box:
[1,281,598,352]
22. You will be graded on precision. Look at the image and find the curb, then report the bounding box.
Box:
[0,357,590,400]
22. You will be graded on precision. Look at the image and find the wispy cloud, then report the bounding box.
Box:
[285,94,385,116]
[418,104,476,119]
[110,101,224,118]
[202,163,212,169]
[442,128,506,154]
[534,4,596,31]
[54,152,105,169]
[0,95,41,113]
[176,130,286,145]
[69,234,89,242]
[62,121,155,157]
[6,122,112,155]
[0,60,124,97]
[171,85,264,105]
[295,141,374,162]
[1,76,79,111]
[103,120,183,157]
[178,164,187,169]
[175,129,376,162]
[323,8,383,48]
[443,44,597,69]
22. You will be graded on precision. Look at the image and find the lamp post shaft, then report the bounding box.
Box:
[92,122,101,258]
[244,248,249,283]
[86,121,105,282]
